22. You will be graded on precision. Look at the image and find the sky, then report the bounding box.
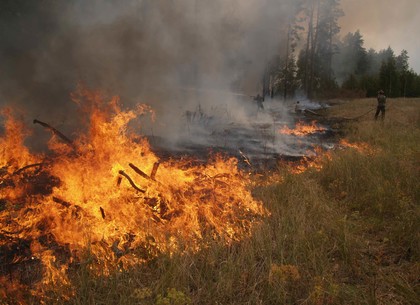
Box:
[340,0,420,73]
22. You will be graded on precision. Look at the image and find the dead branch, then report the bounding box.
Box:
[150,162,160,181]
[13,163,44,175]
[128,163,151,180]
[116,176,122,187]
[118,170,145,193]
[52,196,71,208]
[33,119,74,147]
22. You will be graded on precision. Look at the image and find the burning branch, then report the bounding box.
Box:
[100,207,106,219]
[150,162,160,181]
[128,163,151,180]
[33,119,74,147]
[13,163,44,175]
[52,196,71,208]
[118,170,145,193]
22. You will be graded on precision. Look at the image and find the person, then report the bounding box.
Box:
[375,90,386,120]
[254,94,264,110]
[295,101,304,113]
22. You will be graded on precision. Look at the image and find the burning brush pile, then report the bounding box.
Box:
[0,89,267,299]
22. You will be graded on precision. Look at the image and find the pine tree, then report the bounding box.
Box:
[396,49,409,97]
[379,51,399,97]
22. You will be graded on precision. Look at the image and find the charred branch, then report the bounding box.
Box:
[129,163,151,180]
[118,170,145,193]
[52,196,71,208]
[150,162,160,181]
[13,163,44,175]
[116,176,122,187]
[100,207,106,219]
[111,240,124,258]
[33,119,74,147]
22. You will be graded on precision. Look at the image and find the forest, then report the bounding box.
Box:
[263,0,420,99]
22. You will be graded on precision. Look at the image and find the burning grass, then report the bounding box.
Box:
[278,120,326,136]
[0,88,267,302]
[1,97,419,304]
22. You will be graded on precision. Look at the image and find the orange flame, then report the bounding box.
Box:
[281,146,332,174]
[279,120,326,136]
[338,139,376,154]
[0,89,268,301]
[1,108,40,172]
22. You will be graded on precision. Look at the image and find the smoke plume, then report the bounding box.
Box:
[1,0,307,156]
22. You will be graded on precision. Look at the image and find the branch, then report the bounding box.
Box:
[33,119,74,147]
[118,170,145,193]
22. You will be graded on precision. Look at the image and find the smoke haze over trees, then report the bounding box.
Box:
[1,0,420,119]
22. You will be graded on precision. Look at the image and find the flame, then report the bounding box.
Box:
[0,89,268,301]
[338,139,376,154]
[279,120,326,136]
[0,108,40,172]
[281,146,332,174]
[281,139,376,175]
[1,109,43,201]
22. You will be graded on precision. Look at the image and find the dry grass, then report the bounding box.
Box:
[2,98,419,305]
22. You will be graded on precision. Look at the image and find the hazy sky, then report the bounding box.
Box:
[340,0,420,73]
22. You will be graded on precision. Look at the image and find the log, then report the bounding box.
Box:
[118,170,145,193]
[33,119,74,146]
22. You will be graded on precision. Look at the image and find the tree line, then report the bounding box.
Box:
[263,0,420,99]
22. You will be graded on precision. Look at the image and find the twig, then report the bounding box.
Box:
[100,207,106,219]
[304,109,322,116]
[118,170,145,193]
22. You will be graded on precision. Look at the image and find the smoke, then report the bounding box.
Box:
[0,0,304,156]
[339,0,420,72]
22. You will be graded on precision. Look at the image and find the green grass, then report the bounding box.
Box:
[2,98,419,305]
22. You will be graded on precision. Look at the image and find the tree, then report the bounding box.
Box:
[396,49,409,97]
[379,52,399,97]
[265,0,305,99]
[296,0,343,98]
[316,0,343,87]
[336,31,367,78]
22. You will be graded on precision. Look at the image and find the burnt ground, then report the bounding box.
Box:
[147,99,340,170]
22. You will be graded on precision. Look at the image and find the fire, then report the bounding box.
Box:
[0,108,40,172]
[0,88,267,301]
[279,120,326,136]
[281,146,332,174]
[281,139,376,175]
[338,139,376,154]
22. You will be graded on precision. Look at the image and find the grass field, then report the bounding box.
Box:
[3,98,420,305]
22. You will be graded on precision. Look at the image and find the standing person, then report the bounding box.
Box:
[295,101,304,113]
[375,90,387,120]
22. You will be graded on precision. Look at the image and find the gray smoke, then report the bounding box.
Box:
[339,0,420,73]
[0,0,304,154]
